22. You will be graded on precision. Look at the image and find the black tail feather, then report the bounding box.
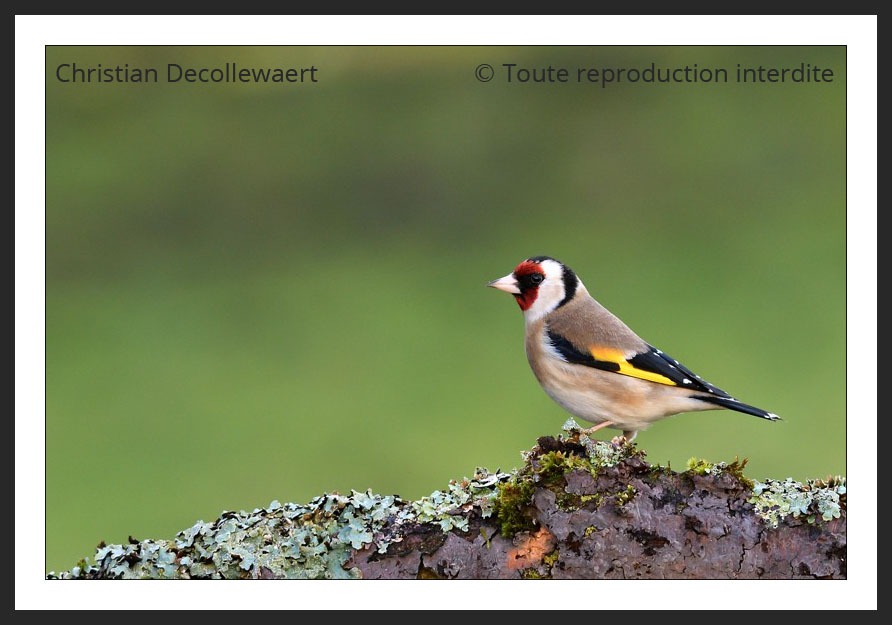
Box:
[696,396,781,421]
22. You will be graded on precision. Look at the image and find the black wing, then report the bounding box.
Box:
[627,346,731,397]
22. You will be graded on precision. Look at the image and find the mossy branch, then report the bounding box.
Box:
[48,420,846,580]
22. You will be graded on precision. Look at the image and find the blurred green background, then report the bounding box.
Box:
[45,46,845,572]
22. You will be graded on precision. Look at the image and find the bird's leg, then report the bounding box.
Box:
[581,421,615,436]
[611,429,638,445]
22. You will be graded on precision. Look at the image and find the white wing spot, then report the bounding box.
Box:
[682,378,691,384]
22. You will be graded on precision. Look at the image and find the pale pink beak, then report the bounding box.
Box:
[487,274,521,294]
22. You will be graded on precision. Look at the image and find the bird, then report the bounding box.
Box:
[487,256,779,442]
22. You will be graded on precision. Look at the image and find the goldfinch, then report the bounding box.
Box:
[487,256,779,441]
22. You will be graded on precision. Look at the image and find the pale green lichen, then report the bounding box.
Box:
[47,468,511,580]
[561,418,633,470]
[748,476,846,528]
[49,420,642,578]
[409,468,508,532]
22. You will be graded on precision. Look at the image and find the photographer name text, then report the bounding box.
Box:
[54,62,319,84]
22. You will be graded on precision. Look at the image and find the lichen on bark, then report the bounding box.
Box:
[47,419,846,580]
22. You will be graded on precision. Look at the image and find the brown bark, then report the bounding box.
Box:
[348,437,846,579]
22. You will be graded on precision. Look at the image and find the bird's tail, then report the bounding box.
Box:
[696,396,781,421]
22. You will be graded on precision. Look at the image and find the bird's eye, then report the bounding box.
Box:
[530,273,544,284]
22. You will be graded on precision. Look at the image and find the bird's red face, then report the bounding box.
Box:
[487,259,546,311]
[509,260,547,310]
[488,256,579,320]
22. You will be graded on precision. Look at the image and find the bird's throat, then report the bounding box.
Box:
[514,288,538,311]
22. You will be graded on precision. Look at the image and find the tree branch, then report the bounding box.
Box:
[48,420,846,580]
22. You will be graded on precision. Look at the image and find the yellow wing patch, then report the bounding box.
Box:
[589,346,677,386]
[589,346,627,362]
